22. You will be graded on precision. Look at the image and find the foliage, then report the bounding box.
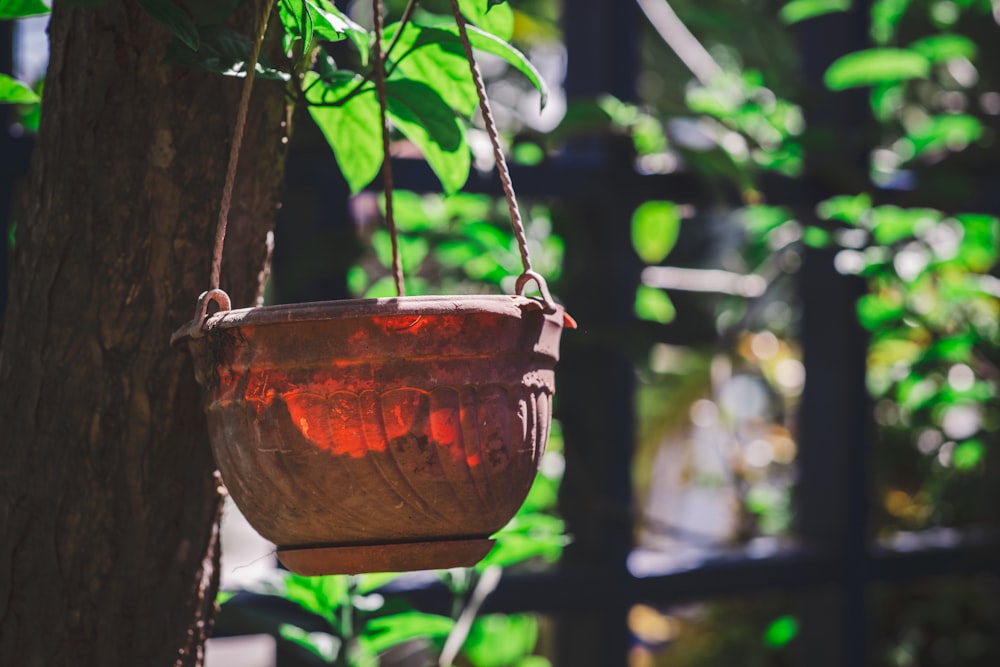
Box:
[0,0,547,196]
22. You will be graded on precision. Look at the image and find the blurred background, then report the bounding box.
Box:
[4,0,1000,664]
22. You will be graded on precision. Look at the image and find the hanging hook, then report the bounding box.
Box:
[515,270,558,314]
[171,289,232,344]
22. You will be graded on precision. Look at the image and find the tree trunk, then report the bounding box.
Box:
[0,1,289,665]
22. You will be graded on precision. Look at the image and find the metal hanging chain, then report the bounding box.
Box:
[178,1,276,339]
[446,0,557,312]
[372,0,405,297]
[210,2,275,292]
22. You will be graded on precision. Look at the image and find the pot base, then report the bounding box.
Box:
[276,537,496,575]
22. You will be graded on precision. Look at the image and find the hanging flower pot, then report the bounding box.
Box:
[175,292,571,575]
[175,0,573,575]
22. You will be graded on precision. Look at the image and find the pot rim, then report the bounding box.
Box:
[175,293,561,339]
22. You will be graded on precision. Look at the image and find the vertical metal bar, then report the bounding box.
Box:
[556,1,640,664]
[793,1,873,664]
[796,248,871,666]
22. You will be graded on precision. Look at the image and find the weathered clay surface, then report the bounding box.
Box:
[182,295,569,573]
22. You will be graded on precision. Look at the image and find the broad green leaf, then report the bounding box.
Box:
[825,48,930,90]
[779,0,849,24]
[464,614,539,667]
[307,0,354,42]
[908,33,976,62]
[361,612,455,655]
[305,72,383,194]
[386,78,470,194]
[631,201,680,264]
[0,74,40,105]
[403,20,549,109]
[763,615,799,647]
[310,0,369,61]
[635,285,676,324]
[479,512,567,570]
[0,0,49,19]
[163,25,291,80]
[278,0,314,56]
[284,573,350,623]
[384,22,481,117]
[136,0,200,51]
[459,0,514,41]
[952,438,984,470]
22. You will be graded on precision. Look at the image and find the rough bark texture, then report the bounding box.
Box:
[0,2,289,665]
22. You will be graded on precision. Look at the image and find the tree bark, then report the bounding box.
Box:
[0,1,289,665]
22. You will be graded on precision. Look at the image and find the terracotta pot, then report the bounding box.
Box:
[176,294,571,575]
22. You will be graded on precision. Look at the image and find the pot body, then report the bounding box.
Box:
[182,295,567,574]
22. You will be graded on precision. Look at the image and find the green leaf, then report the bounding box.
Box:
[0,74,40,105]
[0,0,49,19]
[371,229,429,273]
[870,206,940,245]
[386,78,470,194]
[763,615,799,647]
[361,612,455,655]
[802,226,831,248]
[279,624,341,663]
[278,0,314,56]
[635,285,676,324]
[905,114,982,158]
[479,512,567,570]
[464,614,539,667]
[908,33,977,62]
[952,439,984,470]
[404,20,549,109]
[779,0,849,24]
[136,0,200,51]
[305,72,383,194]
[816,193,872,224]
[631,201,680,264]
[163,25,291,80]
[955,213,999,271]
[307,0,355,42]
[284,573,350,625]
[870,0,911,44]
[857,292,904,329]
[459,0,514,41]
[741,205,793,237]
[825,48,930,90]
[385,22,480,117]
